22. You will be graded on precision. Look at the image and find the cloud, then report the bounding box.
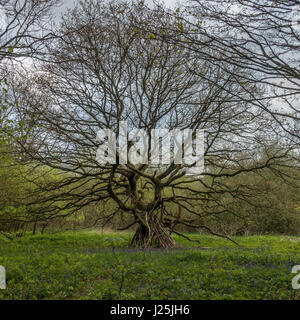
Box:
[0,4,7,30]
[53,0,181,18]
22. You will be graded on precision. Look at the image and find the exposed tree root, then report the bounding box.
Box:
[130,214,176,248]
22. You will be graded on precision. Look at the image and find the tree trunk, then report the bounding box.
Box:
[41,223,47,234]
[130,214,176,248]
[32,220,38,235]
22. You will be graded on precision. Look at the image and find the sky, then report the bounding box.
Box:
[0,4,7,30]
[55,0,180,16]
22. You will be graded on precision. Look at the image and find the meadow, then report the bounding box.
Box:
[0,231,299,300]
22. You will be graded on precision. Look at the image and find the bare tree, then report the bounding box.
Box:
[11,0,300,247]
[0,0,61,63]
[0,0,63,237]
[143,0,300,139]
[0,0,62,141]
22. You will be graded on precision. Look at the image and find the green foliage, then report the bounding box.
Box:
[101,236,126,249]
[203,168,300,236]
[0,231,299,300]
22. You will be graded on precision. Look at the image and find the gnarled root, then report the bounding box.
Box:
[130,214,176,248]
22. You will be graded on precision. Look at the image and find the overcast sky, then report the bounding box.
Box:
[55,0,181,17]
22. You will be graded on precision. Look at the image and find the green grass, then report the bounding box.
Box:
[0,231,300,300]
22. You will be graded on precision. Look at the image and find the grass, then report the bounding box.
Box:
[0,231,300,300]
